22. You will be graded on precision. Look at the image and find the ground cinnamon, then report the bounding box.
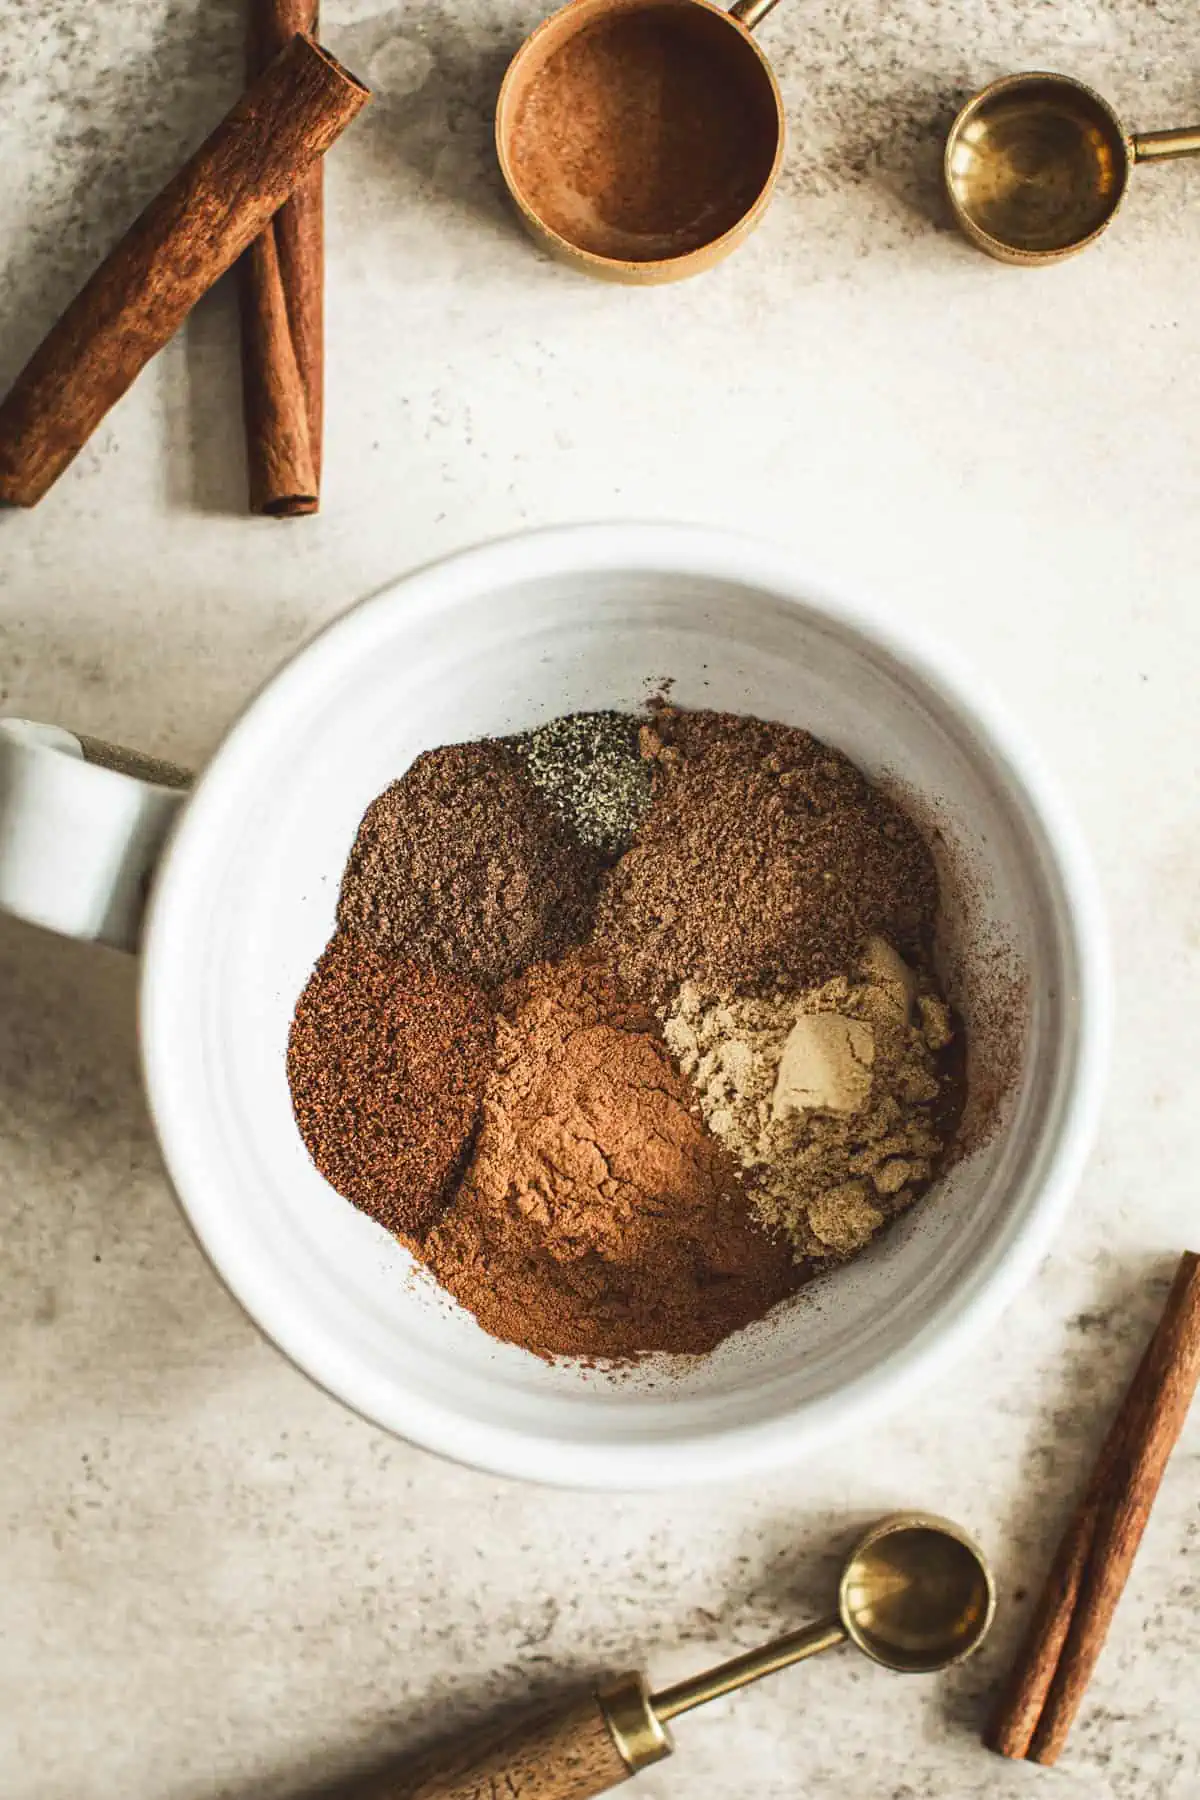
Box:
[418,951,801,1361]
[507,6,778,260]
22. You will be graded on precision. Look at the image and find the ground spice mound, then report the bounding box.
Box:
[287,935,494,1237]
[337,740,602,989]
[592,708,939,1005]
[662,939,963,1260]
[418,951,800,1360]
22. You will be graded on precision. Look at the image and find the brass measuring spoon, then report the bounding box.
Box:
[389,1513,995,1800]
[945,71,1200,265]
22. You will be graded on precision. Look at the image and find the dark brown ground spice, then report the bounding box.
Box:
[287,934,494,1237]
[591,708,940,1006]
[337,740,602,990]
[416,951,803,1361]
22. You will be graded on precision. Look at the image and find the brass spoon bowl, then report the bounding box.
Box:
[838,1510,996,1672]
[945,71,1200,264]
[647,1510,995,1739]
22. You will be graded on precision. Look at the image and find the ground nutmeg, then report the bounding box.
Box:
[338,739,602,989]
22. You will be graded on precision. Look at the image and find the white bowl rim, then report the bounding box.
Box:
[140,521,1111,1489]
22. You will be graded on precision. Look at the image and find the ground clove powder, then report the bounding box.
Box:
[287,934,494,1238]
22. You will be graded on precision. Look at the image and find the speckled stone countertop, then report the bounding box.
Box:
[2,1,1199,1796]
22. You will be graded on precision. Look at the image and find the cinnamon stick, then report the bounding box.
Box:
[240,0,325,515]
[985,1311,1163,1759]
[987,1251,1200,1765]
[0,35,368,508]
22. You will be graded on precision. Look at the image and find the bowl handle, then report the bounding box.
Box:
[0,718,190,952]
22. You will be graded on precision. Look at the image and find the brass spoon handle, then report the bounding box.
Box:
[654,1615,848,1718]
[1133,126,1200,162]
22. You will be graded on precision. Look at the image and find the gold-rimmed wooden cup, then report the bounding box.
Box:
[946,71,1200,265]
[496,0,785,284]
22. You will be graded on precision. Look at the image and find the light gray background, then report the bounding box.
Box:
[2,1,1198,1795]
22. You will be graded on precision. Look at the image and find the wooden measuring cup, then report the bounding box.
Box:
[496,0,785,283]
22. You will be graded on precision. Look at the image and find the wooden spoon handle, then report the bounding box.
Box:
[385,1691,639,1800]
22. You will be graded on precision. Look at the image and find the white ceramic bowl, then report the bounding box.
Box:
[140,524,1109,1489]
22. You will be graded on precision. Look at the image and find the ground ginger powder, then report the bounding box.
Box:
[661,938,955,1260]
